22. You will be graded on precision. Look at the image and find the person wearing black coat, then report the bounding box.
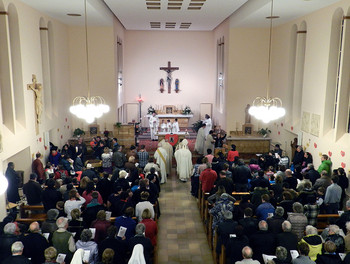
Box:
[315,241,342,264]
[2,241,31,264]
[249,220,276,264]
[42,179,62,212]
[216,211,238,254]
[96,173,113,205]
[98,226,128,264]
[0,223,20,262]
[267,206,285,234]
[238,208,258,238]
[292,145,304,167]
[276,221,298,263]
[5,162,21,203]
[21,222,49,264]
[306,165,321,185]
[225,225,249,264]
[129,224,153,264]
[233,160,251,192]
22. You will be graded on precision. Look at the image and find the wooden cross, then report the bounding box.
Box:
[27,74,43,134]
[160,61,179,93]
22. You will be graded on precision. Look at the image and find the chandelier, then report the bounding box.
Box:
[70,0,110,124]
[249,0,285,123]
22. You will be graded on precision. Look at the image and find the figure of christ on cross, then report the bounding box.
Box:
[160,61,179,93]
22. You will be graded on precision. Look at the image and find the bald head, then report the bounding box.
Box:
[242,246,253,259]
[29,222,40,233]
[285,169,292,177]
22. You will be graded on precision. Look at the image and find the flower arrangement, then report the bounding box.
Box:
[147,106,156,114]
[73,128,85,137]
[258,128,271,137]
[182,106,192,115]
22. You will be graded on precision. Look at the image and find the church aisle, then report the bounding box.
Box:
[157,170,214,264]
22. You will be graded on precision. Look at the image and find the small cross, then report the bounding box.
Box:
[160,61,179,93]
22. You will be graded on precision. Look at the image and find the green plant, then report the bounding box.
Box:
[257,127,271,136]
[114,122,122,128]
[73,128,85,137]
[147,106,156,114]
[182,106,192,115]
[192,120,203,132]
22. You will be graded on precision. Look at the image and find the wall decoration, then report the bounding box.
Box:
[27,74,43,135]
[328,151,332,157]
[301,111,310,133]
[310,114,320,137]
[341,151,345,157]
[159,61,179,93]
[341,162,346,168]
[291,126,293,131]
[314,143,317,148]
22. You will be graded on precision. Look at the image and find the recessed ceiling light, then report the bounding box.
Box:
[67,13,82,17]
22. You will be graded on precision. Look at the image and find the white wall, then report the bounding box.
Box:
[123,30,216,127]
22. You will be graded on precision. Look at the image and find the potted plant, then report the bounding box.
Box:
[114,122,122,128]
[258,128,271,138]
[147,106,156,115]
[182,106,193,115]
[192,120,203,132]
[73,128,85,138]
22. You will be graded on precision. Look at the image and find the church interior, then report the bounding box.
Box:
[1,0,350,263]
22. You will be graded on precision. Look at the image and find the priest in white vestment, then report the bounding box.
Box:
[203,114,212,138]
[154,143,168,183]
[172,118,180,133]
[160,120,167,132]
[160,139,173,175]
[149,112,159,140]
[194,124,206,155]
[175,139,193,182]
[166,120,172,133]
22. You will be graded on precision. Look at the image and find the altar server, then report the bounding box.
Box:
[149,112,159,141]
[172,118,180,133]
[194,123,206,155]
[166,120,172,133]
[203,114,212,138]
[160,120,167,132]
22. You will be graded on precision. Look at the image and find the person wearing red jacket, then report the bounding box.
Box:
[199,163,217,193]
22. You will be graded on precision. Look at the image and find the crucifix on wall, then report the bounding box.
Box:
[160,61,179,93]
[27,74,43,135]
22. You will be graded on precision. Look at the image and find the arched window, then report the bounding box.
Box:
[8,3,25,127]
[0,1,15,132]
[40,18,52,118]
[216,37,224,113]
[47,21,56,116]
[324,8,344,135]
[292,22,307,125]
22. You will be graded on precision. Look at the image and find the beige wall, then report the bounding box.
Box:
[68,26,116,131]
[123,30,216,127]
[266,0,350,169]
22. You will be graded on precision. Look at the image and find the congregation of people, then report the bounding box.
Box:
[2,119,350,264]
[2,134,164,264]
[191,132,350,264]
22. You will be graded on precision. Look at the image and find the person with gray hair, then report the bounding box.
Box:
[250,220,276,263]
[336,199,350,234]
[235,246,260,264]
[129,223,154,264]
[2,241,31,264]
[276,221,298,263]
[52,217,75,263]
[41,209,59,234]
[300,225,322,261]
[324,224,345,253]
[76,229,98,264]
[21,222,49,264]
[268,246,288,264]
[267,206,285,234]
[287,202,308,241]
[0,223,20,261]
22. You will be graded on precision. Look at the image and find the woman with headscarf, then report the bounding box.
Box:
[128,244,146,264]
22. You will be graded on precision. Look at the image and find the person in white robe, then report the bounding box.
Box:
[160,139,173,175]
[204,130,215,155]
[143,158,160,176]
[194,123,206,155]
[160,120,167,132]
[203,114,212,138]
[149,112,159,140]
[154,143,168,183]
[175,139,193,182]
[172,118,180,133]
[166,120,172,133]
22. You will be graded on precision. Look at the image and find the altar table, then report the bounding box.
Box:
[146,114,193,127]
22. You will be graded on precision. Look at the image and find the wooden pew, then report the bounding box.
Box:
[198,181,202,208]
[212,228,219,264]
[316,213,340,230]
[20,204,45,218]
[219,244,226,264]
[208,214,213,250]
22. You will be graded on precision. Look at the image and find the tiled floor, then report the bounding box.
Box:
[157,170,214,264]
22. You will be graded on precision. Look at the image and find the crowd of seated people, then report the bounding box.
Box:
[1,138,164,264]
[194,143,350,264]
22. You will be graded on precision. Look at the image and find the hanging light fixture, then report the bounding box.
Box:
[70,0,110,124]
[248,0,285,124]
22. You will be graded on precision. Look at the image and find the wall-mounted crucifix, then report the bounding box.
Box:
[160,61,179,93]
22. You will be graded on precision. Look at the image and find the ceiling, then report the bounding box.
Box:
[19,0,345,30]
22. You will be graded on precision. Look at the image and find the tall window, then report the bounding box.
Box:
[0,2,15,132]
[40,18,53,118]
[292,22,307,124]
[117,36,123,109]
[8,4,25,127]
[287,25,298,124]
[324,8,344,135]
[216,37,224,113]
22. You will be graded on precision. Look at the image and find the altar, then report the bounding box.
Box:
[155,131,189,142]
[146,114,193,128]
